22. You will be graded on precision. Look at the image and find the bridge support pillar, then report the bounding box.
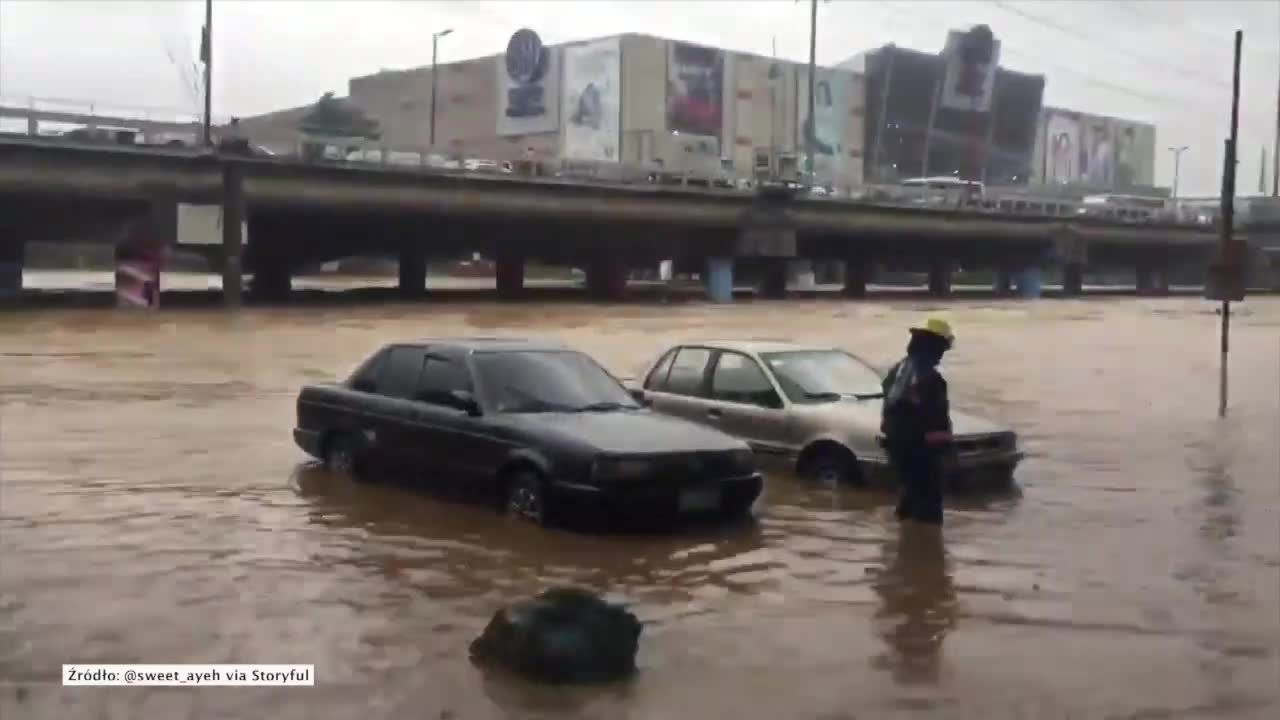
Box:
[1015,266,1043,298]
[398,247,427,297]
[1062,263,1084,296]
[250,242,292,302]
[586,257,627,301]
[495,252,524,300]
[843,258,871,298]
[992,267,1014,296]
[927,260,953,297]
[705,257,734,303]
[1136,262,1169,296]
[758,259,788,299]
[0,240,23,300]
[221,164,244,309]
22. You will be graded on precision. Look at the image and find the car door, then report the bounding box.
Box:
[410,348,498,487]
[704,350,793,455]
[369,344,431,478]
[641,346,717,426]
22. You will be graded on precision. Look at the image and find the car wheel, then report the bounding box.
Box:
[325,434,367,482]
[801,447,862,486]
[505,471,549,526]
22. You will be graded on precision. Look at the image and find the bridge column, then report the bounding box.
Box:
[927,259,953,297]
[249,236,292,302]
[705,257,734,303]
[221,164,244,309]
[586,256,627,301]
[758,259,788,299]
[398,246,427,297]
[992,266,1014,296]
[1062,263,1084,296]
[843,258,871,298]
[0,240,23,300]
[495,251,525,300]
[26,117,37,136]
[1015,266,1044,298]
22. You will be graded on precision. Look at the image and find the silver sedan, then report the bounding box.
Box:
[627,340,1024,490]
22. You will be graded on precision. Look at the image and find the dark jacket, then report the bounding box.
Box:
[880,333,952,448]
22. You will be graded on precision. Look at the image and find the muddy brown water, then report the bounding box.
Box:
[1,296,1278,719]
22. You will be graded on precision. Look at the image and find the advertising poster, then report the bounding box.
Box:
[1081,118,1115,187]
[562,38,621,162]
[1044,110,1081,184]
[939,29,1002,113]
[1112,121,1155,187]
[798,67,848,176]
[497,28,561,136]
[667,42,724,138]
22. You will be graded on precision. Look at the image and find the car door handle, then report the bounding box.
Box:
[706,408,723,419]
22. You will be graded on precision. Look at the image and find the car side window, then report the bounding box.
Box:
[644,349,678,390]
[347,349,387,392]
[710,352,782,409]
[662,347,712,397]
[416,353,473,407]
[375,346,426,400]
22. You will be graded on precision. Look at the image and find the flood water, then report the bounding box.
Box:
[1,295,1278,719]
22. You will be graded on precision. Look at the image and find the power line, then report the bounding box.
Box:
[988,0,1231,90]
[1112,1,1280,58]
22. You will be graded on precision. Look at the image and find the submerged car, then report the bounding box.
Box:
[293,338,763,526]
[628,340,1024,489]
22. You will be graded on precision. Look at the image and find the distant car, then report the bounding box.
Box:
[293,338,763,526]
[627,340,1024,490]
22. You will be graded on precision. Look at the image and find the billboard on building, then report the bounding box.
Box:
[1080,117,1115,186]
[1112,120,1155,187]
[497,28,561,136]
[562,38,621,162]
[939,27,1002,113]
[797,67,850,179]
[667,42,724,137]
[1044,109,1082,184]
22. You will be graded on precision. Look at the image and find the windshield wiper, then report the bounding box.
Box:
[803,391,843,402]
[573,401,636,412]
[853,392,884,400]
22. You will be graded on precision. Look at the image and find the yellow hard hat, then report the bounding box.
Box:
[911,317,955,346]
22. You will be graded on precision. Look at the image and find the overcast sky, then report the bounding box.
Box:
[1,0,1276,196]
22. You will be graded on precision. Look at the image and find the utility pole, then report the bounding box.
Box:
[201,0,213,147]
[1168,145,1189,198]
[1274,9,1279,196]
[806,0,817,188]
[1216,30,1243,419]
[429,28,453,149]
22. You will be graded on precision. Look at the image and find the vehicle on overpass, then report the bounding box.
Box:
[1076,193,1174,223]
[293,338,763,527]
[627,340,1024,490]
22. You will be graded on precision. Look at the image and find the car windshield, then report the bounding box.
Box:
[474,350,640,413]
[761,350,884,404]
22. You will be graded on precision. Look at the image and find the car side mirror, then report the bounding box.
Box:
[449,389,481,416]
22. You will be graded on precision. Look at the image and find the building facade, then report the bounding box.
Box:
[341,31,867,189]
[840,26,1047,187]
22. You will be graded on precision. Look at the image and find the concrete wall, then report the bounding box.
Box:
[619,34,667,165]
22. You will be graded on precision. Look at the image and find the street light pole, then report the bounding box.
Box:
[806,0,817,188]
[201,0,213,147]
[429,28,453,150]
[1168,145,1189,198]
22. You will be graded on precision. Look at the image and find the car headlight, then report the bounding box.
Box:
[591,457,654,482]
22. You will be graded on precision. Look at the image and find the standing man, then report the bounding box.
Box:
[880,318,956,526]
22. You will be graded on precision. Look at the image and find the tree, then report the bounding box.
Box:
[298,92,381,140]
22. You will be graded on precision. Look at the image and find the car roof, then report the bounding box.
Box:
[394,337,573,353]
[675,339,840,354]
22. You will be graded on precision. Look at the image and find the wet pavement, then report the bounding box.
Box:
[1,295,1278,719]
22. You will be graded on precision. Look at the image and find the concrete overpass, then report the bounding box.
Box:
[0,137,1224,306]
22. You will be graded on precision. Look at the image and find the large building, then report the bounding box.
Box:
[242,30,868,190]
[840,26,1047,187]
[237,25,1158,197]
